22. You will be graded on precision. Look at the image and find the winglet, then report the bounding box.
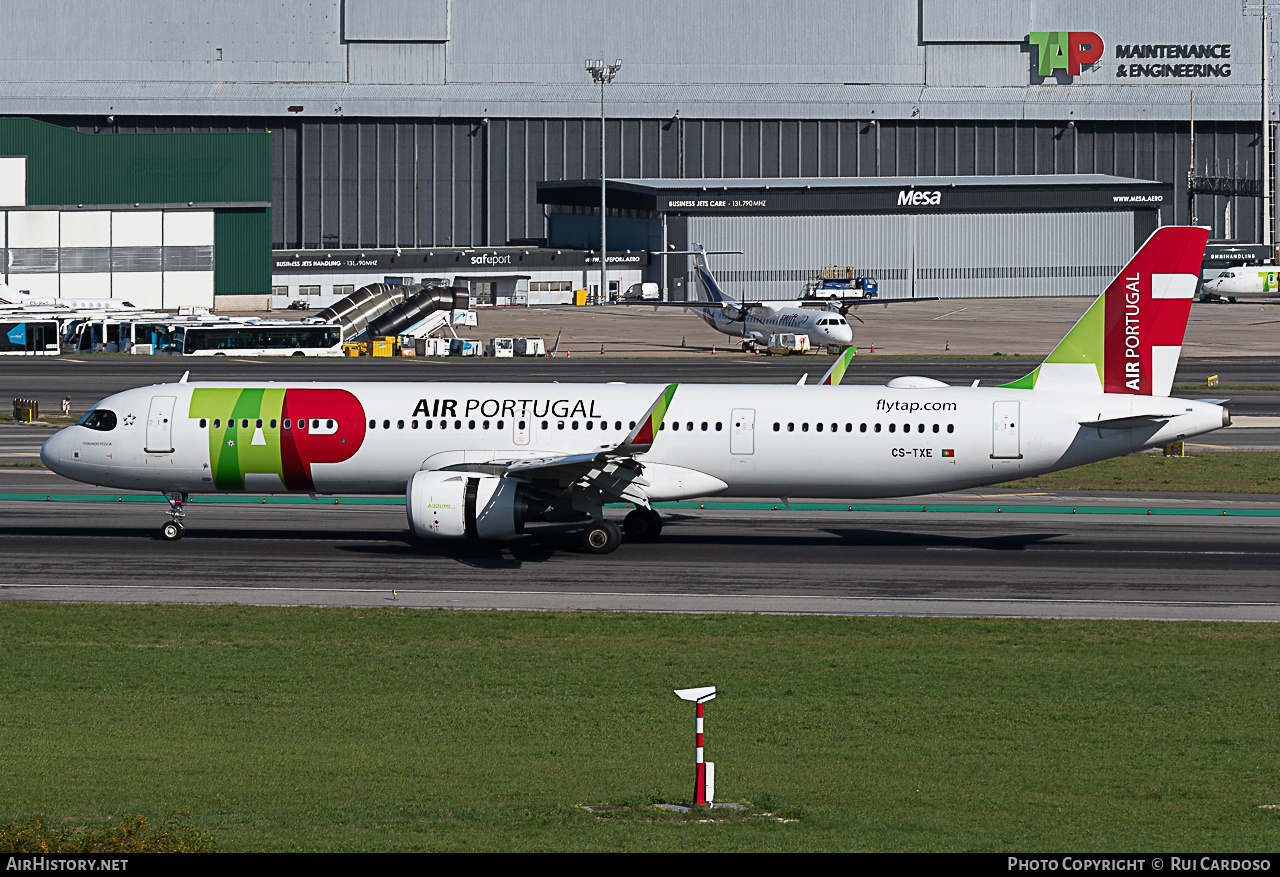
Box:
[619,383,677,452]
[820,346,857,385]
[179,370,189,383]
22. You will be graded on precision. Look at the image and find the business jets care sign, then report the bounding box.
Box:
[1028,31,1233,81]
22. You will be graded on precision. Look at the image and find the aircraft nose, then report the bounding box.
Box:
[40,429,65,471]
[834,323,854,344]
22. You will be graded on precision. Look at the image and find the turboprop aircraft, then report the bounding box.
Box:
[628,245,936,352]
[1200,264,1280,302]
[41,226,1229,554]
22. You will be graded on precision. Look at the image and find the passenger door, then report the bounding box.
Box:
[991,400,1021,459]
[145,396,176,453]
[730,408,755,455]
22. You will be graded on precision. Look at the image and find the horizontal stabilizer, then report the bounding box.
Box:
[1079,414,1175,429]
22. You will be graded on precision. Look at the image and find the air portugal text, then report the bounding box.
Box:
[1121,275,1143,391]
[412,397,603,419]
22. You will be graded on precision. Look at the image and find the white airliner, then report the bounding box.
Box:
[637,245,936,352]
[1200,265,1279,302]
[41,226,1228,554]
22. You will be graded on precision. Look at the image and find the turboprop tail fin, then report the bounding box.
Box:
[1000,226,1209,397]
[690,245,737,305]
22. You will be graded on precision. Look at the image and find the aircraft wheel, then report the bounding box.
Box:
[160,521,183,541]
[581,520,622,554]
[623,508,662,541]
[1229,297,1238,303]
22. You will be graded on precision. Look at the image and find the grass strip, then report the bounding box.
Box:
[1,606,1278,852]
[998,450,1280,494]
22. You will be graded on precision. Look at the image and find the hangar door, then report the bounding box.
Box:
[685,211,1134,301]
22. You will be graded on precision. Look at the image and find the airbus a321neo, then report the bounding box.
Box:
[42,226,1229,554]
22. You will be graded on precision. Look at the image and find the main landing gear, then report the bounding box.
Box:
[623,506,663,542]
[160,491,187,541]
[580,507,663,554]
[582,519,622,553]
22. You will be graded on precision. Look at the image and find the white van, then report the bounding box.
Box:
[620,282,660,301]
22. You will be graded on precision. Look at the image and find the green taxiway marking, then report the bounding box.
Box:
[3,493,1280,517]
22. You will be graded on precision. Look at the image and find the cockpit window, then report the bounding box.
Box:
[78,409,117,431]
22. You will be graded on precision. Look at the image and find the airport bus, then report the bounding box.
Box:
[63,315,181,354]
[177,322,344,356]
[0,319,60,355]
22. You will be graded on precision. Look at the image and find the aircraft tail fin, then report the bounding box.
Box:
[690,245,737,305]
[1000,226,1209,397]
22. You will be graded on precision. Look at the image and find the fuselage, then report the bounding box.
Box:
[696,305,854,347]
[1204,265,1279,299]
[41,381,1227,500]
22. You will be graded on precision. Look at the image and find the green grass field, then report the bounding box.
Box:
[3,605,1280,851]
[999,451,1280,494]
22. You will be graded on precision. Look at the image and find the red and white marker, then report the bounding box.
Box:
[674,685,717,805]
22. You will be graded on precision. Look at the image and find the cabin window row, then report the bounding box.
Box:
[771,422,956,434]
[367,419,643,431]
[658,422,723,431]
[198,418,334,430]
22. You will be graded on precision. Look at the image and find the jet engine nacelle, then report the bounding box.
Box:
[406,470,529,539]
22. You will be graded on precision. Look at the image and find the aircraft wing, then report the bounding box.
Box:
[436,384,679,507]
[801,296,941,312]
[612,300,766,310]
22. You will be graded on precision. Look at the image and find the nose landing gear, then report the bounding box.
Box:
[160,491,188,541]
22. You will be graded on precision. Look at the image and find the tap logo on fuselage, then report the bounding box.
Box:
[189,388,366,491]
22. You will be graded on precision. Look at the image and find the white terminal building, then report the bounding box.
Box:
[0,0,1276,309]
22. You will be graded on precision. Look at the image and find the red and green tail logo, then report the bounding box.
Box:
[1001,226,1208,397]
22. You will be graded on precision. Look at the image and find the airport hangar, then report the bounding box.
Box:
[0,0,1271,309]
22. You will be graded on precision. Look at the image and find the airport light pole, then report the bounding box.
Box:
[586,58,622,302]
[1247,1,1274,252]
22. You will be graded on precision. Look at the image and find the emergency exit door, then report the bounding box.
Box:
[146,396,176,453]
[731,408,755,454]
[991,400,1021,459]
[513,414,531,445]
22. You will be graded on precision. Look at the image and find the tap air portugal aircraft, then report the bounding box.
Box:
[1201,265,1280,302]
[634,244,937,351]
[42,226,1229,554]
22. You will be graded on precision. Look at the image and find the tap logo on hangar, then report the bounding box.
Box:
[189,388,366,491]
[1028,31,1105,78]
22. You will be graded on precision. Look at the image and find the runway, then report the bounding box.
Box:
[5,496,1280,622]
[4,354,1280,622]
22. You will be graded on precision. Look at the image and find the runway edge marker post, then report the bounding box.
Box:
[674,685,717,805]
